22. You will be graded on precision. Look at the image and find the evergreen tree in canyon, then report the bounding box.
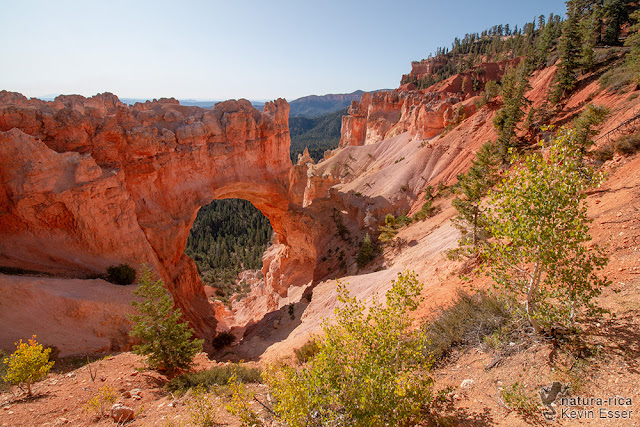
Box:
[550,1,582,104]
[452,141,500,253]
[493,62,532,158]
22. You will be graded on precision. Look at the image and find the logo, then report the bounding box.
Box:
[539,381,570,421]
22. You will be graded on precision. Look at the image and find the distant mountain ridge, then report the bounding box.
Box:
[288,90,365,118]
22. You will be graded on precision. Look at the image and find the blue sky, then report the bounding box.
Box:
[0,0,567,101]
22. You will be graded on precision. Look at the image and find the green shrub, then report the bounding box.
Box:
[592,144,614,162]
[293,340,320,364]
[129,269,203,374]
[356,233,376,268]
[211,331,236,350]
[2,335,54,396]
[167,364,262,393]
[423,291,511,361]
[263,271,433,427]
[83,385,117,418]
[106,263,136,286]
[501,381,540,417]
[615,133,640,156]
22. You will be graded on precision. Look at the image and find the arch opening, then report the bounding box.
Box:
[185,198,273,309]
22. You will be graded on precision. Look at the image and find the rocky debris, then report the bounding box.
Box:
[460,378,475,389]
[122,388,142,399]
[110,403,135,423]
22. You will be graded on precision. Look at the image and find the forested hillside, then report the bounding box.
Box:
[288,90,363,117]
[289,107,345,161]
[403,0,638,92]
[185,199,272,304]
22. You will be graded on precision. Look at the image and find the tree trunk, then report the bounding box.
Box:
[526,260,544,334]
[472,204,479,247]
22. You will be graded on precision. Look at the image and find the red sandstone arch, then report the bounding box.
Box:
[0,91,318,340]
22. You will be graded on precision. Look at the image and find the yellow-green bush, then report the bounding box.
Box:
[2,335,54,396]
[166,364,261,393]
[225,373,262,426]
[83,385,117,418]
[263,271,433,427]
[186,385,218,427]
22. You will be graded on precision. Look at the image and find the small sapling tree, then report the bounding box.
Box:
[2,335,54,396]
[129,268,203,374]
[484,128,610,333]
[452,141,500,253]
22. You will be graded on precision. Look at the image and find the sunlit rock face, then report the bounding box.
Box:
[340,59,517,148]
[0,91,320,339]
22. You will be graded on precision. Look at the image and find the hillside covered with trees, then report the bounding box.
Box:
[185,199,272,305]
[289,107,345,162]
[288,90,364,117]
[403,0,639,93]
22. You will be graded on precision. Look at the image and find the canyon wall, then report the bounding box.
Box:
[341,60,517,148]
[0,91,320,341]
[401,56,449,85]
[339,91,466,147]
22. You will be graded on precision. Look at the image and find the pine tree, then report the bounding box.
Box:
[603,0,630,45]
[625,9,640,80]
[535,17,555,68]
[550,2,582,104]
[573,104,610,147]
[452,141,500,250]
[493,62,532,158]
[580,4,603,70]
[356,233,376,268]
[129,269,203,373]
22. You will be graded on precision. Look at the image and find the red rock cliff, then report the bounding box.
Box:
[341,60,516,148]
[0,91,319,340]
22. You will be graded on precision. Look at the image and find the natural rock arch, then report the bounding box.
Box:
[0,91,319,339]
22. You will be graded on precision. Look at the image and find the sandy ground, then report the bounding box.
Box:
[0,276,135,357]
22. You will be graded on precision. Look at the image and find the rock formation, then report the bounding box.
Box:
[401,57,449,85]
[340,90,468,147]
[0,91,320,340]
[342,60,517,148]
